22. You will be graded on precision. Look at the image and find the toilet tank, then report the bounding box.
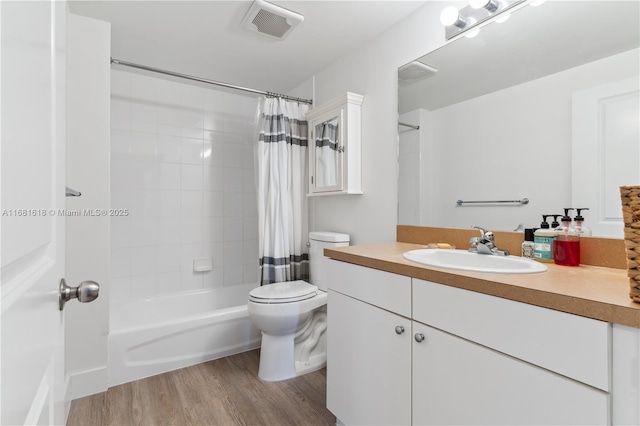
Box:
[308,231,350,291]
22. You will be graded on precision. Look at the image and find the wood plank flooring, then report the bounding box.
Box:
[67,349,336,426]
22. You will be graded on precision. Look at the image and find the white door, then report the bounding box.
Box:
[572,77,640,238]
[1,1,68,424]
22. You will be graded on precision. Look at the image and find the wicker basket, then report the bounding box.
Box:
[620,186,640,302]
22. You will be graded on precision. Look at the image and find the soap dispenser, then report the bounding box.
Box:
[574,208,592,236]
[553,208,580,266]
[534,215,555,263]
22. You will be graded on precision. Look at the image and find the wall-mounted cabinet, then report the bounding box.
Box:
[307,92,363,196]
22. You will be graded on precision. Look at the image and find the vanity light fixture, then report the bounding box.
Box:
[440,0,528,40]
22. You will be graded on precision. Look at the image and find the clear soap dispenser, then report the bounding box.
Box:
[554,208,580,266]
[574,208,592,236]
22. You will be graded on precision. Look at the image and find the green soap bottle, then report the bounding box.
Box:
[534,215,556,263]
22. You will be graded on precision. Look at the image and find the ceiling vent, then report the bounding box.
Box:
[241,0,304,40]
[398,61,438,84]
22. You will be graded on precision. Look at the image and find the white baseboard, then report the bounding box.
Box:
[67,366,108,401]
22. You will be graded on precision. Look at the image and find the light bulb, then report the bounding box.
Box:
[440,7,463,27]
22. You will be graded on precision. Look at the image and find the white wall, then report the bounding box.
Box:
[65,13,111,399]
[289,1,447,245]
[109,71,259,306]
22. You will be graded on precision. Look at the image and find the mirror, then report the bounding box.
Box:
[314,117,341,189]
[398,1,640,237]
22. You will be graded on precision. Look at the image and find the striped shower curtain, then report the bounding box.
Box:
[315,118,339,188]
[256,97,310,285]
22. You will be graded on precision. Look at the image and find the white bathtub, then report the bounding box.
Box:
[108,283,261,386]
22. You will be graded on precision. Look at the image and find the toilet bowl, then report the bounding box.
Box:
[248,231,349,382]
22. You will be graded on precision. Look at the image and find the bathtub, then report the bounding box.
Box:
[108,283,261,386]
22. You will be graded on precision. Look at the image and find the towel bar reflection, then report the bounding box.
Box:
[456,198,529,206]
[66,187,81,197]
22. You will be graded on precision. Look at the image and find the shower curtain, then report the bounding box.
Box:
[256,97,310,285]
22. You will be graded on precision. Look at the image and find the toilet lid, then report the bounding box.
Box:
[249,280,318,304]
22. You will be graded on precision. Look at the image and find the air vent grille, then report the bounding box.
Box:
[252,9,291,39]
[241,0,304,40]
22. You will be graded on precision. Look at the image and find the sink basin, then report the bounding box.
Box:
[403,249,548,274]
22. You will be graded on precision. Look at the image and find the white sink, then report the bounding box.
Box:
[403,249,548,274]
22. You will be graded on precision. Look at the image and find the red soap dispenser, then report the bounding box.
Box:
[553,208,580,266]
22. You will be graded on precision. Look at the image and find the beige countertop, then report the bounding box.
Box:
[325,242,640,328]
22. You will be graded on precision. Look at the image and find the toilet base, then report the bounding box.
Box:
[257,333,327,382]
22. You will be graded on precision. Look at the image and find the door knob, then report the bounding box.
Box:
[59,278,100,310]
[395,325,405,334]
[414,333,425,343]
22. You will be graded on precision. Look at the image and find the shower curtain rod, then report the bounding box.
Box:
[110,58,314,105]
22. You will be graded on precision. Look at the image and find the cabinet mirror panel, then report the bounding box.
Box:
[313,116,342,190]
[397,1,640,237]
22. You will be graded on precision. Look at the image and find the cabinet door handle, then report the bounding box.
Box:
[395,325,405,335]
[414,333,425,343]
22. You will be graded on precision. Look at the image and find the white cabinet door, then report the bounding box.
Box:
[1,1,67,424]
[412,322,609,426]
[327,290,412,426]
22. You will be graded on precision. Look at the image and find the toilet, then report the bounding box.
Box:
[248,231,350,382]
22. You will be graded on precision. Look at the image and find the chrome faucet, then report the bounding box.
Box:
[469,225,510,256]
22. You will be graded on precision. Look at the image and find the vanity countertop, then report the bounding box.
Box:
[325,242,640,328]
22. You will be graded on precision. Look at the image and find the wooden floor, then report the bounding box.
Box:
[67,349,336,426]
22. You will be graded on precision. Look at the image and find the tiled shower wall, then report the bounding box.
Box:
[109,69,260,303]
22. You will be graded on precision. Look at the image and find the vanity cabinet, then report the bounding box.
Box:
[306,92,363,196]
[326,260,610,426]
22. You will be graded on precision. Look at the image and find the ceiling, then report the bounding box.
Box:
[69,0,428,95]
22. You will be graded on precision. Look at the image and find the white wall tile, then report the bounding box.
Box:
[157,163,181,191]
[180,269,203,291]
[130,274,157,299]
[203,267,224,289]
[157,216,181,245]
[109,277,131,302]
[111,247,131,278]
[156,244,181,273]
[223,167,244,192]
[181,137,204,165]
[243,265,259,287]
[203,191,224,217]
[111,129,131,161]
[111,69,131,98]
[156,106,182,136]
[223,217,243,242]
[131,103,156,134]
[180,242,203,271]
[130,246,157,276]
[111,98,131,130]
[243,217,258,241]
[156,79,181,106]
[129,160,158,190]
[204,166,224,191]
[156,272,180,295]
[130,217,157,247]
[181,164,203,191]
[203,241,224,269]
[110,160,130,190]
[181,216,204,244]
[223,265,243,286]
[223,241,244,266]
[224,191,242,217]
[205,216,224,243]
[131,73,157,102]
[180,191,203,217]
[130,131,157,162]
[157,135,181,163]
[158,190,181,217]
[111,216,131,249]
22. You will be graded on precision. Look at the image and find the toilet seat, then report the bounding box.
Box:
[249,280,318,304]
